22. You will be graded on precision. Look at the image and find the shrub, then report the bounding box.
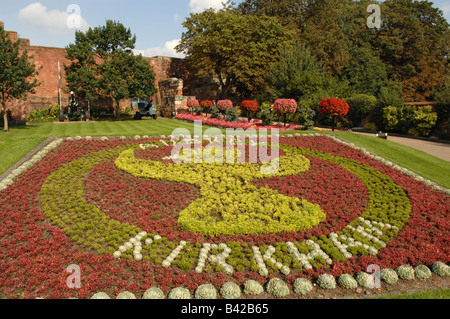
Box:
[347,94,377,127]
[396,265,415,280]
[260,108,274,126]
[432,261,450,276]
[266,278,290,297]
[297,106,316,128]
[200,100,213,115]
[142,287,165,299]
[210,106,221,119]
[195,284,218,299]
[382,105,437,136]
[317,273,336,289]
[225,107,239,122]
[318,97,349,131]
[168,287,191,299]
[356,272,375,288]
[243,280,264,295]
[217,100,233,112]
[241,100,258,121]
[90,292,111,299]
[187,99,200,112]
[293,278,313,295]
[414,265,432,279]
[380,268,398,285]
[338,274,358,289]
[274,99,297,126]
[27,104,60,122]
[220,282,241,299]
[116,291,136,299]
[364,122,378,132]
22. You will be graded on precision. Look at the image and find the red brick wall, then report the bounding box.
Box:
[2,21,203,120]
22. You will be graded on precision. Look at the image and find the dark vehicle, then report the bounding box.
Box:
[133,99,158,120]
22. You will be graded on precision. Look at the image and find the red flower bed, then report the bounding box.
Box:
[175,113,300,131]
[0,135,448,298]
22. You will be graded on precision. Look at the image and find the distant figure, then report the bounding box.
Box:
[68,91,79,115]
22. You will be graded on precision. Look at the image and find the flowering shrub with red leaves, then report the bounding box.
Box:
[274,99,297,115]
[200,100,213,109]
[187,99,199,111]
[0,135,448,299]
[240,100,258,113]
[319,98,349,118]
[216,100,233,111]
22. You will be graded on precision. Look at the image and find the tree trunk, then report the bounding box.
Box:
[115,99,121,121]
[332,116,335,132]
[2,103,8,132]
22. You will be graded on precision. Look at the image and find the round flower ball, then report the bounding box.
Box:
[142,287,165,299]
[317,274,336,289]
[217,100,234,112]
[200,100,213,109]
[432,261,450,276]
[195,284,218,299]
[356,272,375,288]
[396,265,415,280]
[318,97,349,118]
[274,99,297,115]
[338,274,358,289]
[380,268,398,285]
[168,287,191,299]
[220,282,241,299]
[243,280,264,295]
[116,291,136,299]
[240,100,258,113]
[266,278,290,298]
[90,292,110,299]
[293,278,313,295]
[414,265,432,280]
[187,99,200,110]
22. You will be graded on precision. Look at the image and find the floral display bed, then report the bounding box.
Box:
[175,113,301,131]
[0,134,448,299]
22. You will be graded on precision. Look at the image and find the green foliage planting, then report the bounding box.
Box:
[382,105,438,137]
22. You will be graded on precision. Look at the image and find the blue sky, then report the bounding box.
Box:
[1,0,449,58]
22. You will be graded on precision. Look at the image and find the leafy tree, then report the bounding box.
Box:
[340,46,388,97]
[65,20,158,120]
[0,26,40,132]
[265,44,335,101]
[235,0,308,30]
[374,0,450,100]
[319,97,350,131]
[176,10,293,98]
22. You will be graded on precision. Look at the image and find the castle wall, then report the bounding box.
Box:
[1,21,203,120]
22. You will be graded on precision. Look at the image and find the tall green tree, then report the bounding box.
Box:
[374,0,449,100]
[65,20,158,120]
[176,10,294,98]
[265,44,335,101]
[0,26,40,132]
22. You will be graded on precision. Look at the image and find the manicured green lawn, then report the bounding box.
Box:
[0,119,207,174]
[1,120,449,190]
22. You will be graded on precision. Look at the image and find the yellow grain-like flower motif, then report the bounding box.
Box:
[115,144,326,236]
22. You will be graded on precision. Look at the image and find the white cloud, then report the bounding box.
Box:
[189,0,225,13]
[18,2,89,35]
[134,39,185,59]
